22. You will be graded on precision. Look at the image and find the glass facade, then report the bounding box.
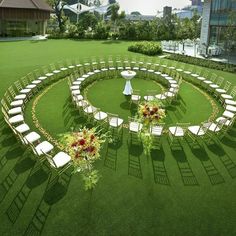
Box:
[209,0,236,47]
[210,0,236,26]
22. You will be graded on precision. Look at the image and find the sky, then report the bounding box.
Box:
[116,0,191,15]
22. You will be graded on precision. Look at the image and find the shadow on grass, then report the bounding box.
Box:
[63,100,87,130]
[220,135,236,148]
[24,171,72,235]
[1,126,12,136]
[191,146,225,185]
[150,148,170,185]
[26,168,50,189]
[102,40,122,44]
[14,156,36,174]
[104,140,122,171]
[128,142,143,179]
[44,181,67,205]
[5,146,25,160]
[171,147,199,186]
[207,141,236,179]
[0,151,36,203]
[1,135,17,147]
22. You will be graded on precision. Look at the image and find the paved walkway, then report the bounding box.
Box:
[164,44,236,65]
[0,35,48,42]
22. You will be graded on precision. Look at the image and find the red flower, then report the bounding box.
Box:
[79,139,86,145]
[71,142,77,147]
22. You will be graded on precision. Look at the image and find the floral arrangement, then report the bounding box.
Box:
[60,127,110,190]
[138,100,166,126]
[136,99,165,156]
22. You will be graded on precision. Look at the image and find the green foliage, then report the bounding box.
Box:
[67,24,78,38]
[167,54,236,73]
[47,2,201,41]
[94,23,109,39]
[128,42,162,56]
[82,170,101,191]
[78,12,98,31]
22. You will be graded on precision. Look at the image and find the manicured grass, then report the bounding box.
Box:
[0,40,236,236]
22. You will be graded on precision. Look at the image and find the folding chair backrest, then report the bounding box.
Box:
[203,69,208,78]
[33,69,41,78]
[21,76,29,87]
[5,94,12,105]
[177,123,190,134]
[27,72,35,82]
[14,81,23,92]
[210,73,217,82]
[201,121,212,133]
[230,86,236,98]
[1,106,9,119]
[107,113,118,125]
[8,86,16,98]
[224,81,231,92]
[1,99,9,112]
[132,89,140,95]
[216,76,224,86]
[29,142,39,156]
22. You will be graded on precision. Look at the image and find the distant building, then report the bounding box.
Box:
[125,14,156,22]
[200,0,236,55]
[190,0,202,7]
[0,0,51,37]
[163,6,172,19]
[174,10,193,19]
[156,9,193,19]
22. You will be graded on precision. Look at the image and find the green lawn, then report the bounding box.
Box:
[0,40,236,236]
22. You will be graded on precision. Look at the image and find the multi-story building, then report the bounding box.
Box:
[163,6,172,19]
[0,0,51,37]
[200,0,236,55]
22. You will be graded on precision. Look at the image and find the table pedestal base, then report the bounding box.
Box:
[123,80,133,95]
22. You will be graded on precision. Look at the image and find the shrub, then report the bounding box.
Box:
[128,42,162,56]
[47,33,66,39]
[66,24,78,38]
[94,23,109,39]
[167,54,236,73]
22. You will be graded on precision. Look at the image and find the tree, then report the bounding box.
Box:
[78,12,98,31]
[94,22,109,39]
[47,0,70,33]
[131,11,141,16]
[106,3,125,36]
[108,0,116,4]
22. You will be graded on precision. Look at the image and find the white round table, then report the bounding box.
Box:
[121,70,136,95]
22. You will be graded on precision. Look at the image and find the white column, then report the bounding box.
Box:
[200,0,211,55]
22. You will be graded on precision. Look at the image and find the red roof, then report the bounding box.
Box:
[0,0,52,11]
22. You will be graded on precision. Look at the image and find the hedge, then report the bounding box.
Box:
[167,54,236,73]
[128,42,162,56]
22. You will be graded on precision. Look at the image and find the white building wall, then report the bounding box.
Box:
[199,0,211,55]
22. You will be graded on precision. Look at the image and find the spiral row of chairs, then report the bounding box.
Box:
[1,55,236,168]
[88,58,235,147]
[1,61,77,177]
[159,61,236,146]
[68,58,183,143]
[69,71,124,139]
